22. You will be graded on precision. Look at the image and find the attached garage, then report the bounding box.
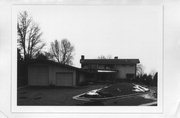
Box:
[56,72,73,86]
[28,60,87,87]
[28,65,49,86]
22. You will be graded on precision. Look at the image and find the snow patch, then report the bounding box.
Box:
[132,84,149,92]
[86,89,101,96]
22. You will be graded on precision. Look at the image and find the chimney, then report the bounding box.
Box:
[81,55,85,60]
[114,56,118,59]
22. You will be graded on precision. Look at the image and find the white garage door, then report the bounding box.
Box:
[56,72,73,86]
[28,65,49,86]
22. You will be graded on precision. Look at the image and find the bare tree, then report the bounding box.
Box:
[136,64,144,77]
[106,55,112,59]
[98,55,106,59]
[35,51,52,61]
[17,48,23,62]
[50,40,61,62]
[50,39,74,65]
[17,11,45,61]
[98,55,112,59]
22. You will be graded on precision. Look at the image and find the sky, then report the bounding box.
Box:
[14,5,163,74]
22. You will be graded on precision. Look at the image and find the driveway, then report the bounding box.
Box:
[17,84,157,106]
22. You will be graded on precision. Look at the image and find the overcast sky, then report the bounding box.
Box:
[15,5,162,74]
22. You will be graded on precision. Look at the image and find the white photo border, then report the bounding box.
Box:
[11,3,164,114]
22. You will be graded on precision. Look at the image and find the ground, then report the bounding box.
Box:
[17,83,157,106]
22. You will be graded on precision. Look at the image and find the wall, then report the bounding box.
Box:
[79,72,86,83]
[115,64,136,79]
[28,64,49,86]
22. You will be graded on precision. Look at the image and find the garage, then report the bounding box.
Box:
[28,60,88,87]
[56,72,73,86]
[28,65,49,86]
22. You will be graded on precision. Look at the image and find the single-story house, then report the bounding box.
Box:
[27,60,88,87]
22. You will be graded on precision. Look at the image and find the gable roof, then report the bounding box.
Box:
[27,59,86,72]
[80,59,140,65]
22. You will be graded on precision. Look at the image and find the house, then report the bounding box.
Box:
[27,60,88,87]
[27,55,140,87]
[80,55,140,82]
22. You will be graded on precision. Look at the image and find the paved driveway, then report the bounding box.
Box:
[18,84,106,105]
[18,84,157,106]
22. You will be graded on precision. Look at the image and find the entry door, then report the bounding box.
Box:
[56,72,73,86]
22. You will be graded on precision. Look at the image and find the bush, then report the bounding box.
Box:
[133,73,158,87]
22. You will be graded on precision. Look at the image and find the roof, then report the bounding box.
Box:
[27,59,87,72]
[80,59,140,65]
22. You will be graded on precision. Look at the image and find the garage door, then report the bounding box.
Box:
[28,65,49,86]
[56,72,73,86]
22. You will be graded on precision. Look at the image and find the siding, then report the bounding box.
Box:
[115,65,136,79]
[79,72,86,83]
[28,65,49,86]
